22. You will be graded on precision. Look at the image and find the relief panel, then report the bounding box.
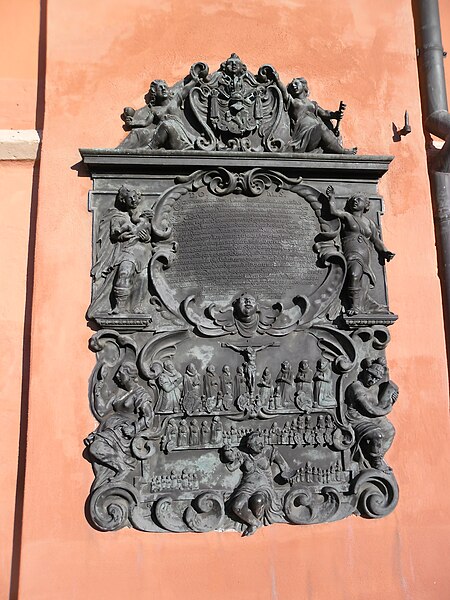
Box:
[81,56,398,536]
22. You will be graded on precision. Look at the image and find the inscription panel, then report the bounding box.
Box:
[165,189,325,302]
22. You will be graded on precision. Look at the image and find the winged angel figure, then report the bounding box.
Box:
[183,292,281,338]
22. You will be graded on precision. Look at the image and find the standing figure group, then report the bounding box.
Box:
[151,355,336,416]
[154,361,247,415]
[261,358,336,411]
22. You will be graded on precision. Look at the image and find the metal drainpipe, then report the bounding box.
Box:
[414,0,450,375]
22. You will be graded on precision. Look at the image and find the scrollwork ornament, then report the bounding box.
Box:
[131,435,156,459]
[153,496,187,532]
[190,61,209,82]
[352,326,391,350]
[284,486,341,524]
[351,469,399,518]
[184,492,225,532]
[331,425,355,450]
[202,168,238,196]
[90,482,138,531]
[88,330,138,356]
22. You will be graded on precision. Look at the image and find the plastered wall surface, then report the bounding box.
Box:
[0,1,39,597]
[0,0,39,129]
[0,162,34,598]
[8,1,450,598]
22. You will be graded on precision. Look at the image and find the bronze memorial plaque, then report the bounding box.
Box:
[82,55,399,535]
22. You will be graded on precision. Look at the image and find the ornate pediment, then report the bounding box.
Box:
[119,53,356,154]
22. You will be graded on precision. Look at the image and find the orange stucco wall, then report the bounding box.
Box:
[4,0,450,599]
[0,0,39,129]
[0,162,34,599]
[0,2,39,598]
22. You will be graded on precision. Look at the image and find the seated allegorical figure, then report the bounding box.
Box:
[267,67,357,154]
[346,357,398,472]
[84,361,153,487]
[84,415,137,489]
[111,362,154,428]
[90,339,121,419]
[119,64,207,150]
[222,432,293,536]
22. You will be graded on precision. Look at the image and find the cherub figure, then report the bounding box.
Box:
[199,292,281,338]
[222,432,293,536]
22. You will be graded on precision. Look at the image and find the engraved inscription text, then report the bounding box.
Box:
[165,189,325,301]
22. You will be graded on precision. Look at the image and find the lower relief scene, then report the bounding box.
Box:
[84,327,399,535]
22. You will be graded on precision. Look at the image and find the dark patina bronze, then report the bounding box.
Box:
[81,56,398,535]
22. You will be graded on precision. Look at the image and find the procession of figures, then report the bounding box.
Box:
[83,55,399,536]
[161,413,338,453]
[146,356,337,417]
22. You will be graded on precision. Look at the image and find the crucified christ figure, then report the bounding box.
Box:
[221,342,279,398]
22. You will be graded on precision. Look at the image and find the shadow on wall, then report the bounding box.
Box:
[9,1,47,599]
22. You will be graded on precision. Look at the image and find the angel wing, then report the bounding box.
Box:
[257,302,282,332]
[182,296,235,336]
